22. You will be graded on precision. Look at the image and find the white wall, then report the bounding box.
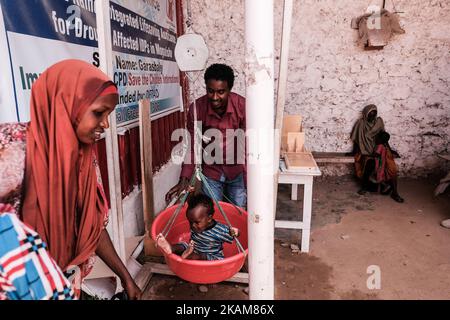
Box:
[120,160,181,237]
[152,160,182,215]
[185,0,450,176]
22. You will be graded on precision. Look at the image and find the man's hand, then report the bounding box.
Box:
[230,227,240,237]
[165,177,190,203]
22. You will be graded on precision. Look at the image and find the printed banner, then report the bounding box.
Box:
[0,0,180,125]
[110,0,180,125]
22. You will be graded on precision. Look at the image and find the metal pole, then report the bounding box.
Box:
[95,0,126,263]
[273,0,294,217]
[245,0,275,300]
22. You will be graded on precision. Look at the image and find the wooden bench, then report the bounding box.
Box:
[311,152,355,164]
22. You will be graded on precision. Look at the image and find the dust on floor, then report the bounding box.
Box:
[142,176,450,300]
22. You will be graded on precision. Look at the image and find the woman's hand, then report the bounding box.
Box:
[95,230,142,300]
[123,278,142,300]
[230,227,240,237]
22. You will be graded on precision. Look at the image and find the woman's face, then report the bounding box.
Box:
[367,110,377,122]
[76,94,118,144]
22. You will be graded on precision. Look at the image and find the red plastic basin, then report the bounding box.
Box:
[151,201,248,284]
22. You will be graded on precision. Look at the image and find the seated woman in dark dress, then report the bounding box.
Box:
[350,104,404,203]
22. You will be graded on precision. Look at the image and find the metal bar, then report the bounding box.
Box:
[245,0,275,300]
[273,0,294,216]
[96,0,126,263]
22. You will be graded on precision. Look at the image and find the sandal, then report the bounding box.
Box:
[380,184,392,195]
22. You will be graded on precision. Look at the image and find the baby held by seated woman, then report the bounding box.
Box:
[156,194,239,260]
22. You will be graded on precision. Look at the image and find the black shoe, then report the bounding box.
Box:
[366,182,379,193]
[111,291,129,300]
[358,189,368,195]
[391,193,404,203]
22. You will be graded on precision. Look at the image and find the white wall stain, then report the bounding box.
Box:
[185,0,450,176]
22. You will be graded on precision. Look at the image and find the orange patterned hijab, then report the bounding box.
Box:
[21,59,114,270]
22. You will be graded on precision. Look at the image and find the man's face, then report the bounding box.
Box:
[206,79,230,116]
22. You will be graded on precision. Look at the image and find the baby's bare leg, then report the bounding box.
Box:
[156,233,186,255]
[181,240,195,259]
[156,233,172,254]
[184,252,208,260]
[183,245,208,260]
[179,241,209,260]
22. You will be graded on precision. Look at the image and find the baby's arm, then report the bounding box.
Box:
[218,224,238,243]
[230,227,240,238]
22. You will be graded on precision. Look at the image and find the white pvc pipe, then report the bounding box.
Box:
[245,0,275,300]
[275,0,293,135]
[273,0,294,215]
[96,0,126,262]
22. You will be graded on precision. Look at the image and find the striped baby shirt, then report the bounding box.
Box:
[189,220,234,261]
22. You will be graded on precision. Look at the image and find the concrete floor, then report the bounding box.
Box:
[142,175,450,300]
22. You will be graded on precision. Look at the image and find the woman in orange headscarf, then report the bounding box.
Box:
[0,59,141,299]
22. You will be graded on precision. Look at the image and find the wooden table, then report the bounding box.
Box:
[276,159,321,253]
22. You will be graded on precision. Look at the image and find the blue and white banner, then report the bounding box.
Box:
[110,0,180,125]
[0,0,180,125]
